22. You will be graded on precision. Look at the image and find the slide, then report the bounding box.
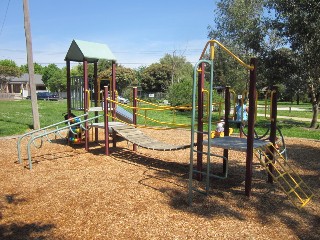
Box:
[115,105,133,124]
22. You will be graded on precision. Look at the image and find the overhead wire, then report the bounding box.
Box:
[0,0,11,38]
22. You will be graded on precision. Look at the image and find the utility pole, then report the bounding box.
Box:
[23,0,40,129]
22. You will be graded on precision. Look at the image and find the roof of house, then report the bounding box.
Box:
[10,73,44,85]
[65,39,116,63]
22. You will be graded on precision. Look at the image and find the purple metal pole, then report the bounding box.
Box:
[111,60,116,120]
[104,86,109,155]
[196,63,205,181]
[133,87,138,151]
[66,60,71,117]
[245,58,257,197]
[223,86,230,174]
[111,61,117,148]
[83,60,89,151]
[94,62,99,143]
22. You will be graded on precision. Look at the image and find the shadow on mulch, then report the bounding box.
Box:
[105,148,320,240]
[109,147,189,176]
[0,222,57,240]
[0,194,59,240]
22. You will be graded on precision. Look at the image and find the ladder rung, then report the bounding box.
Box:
[286,181,304,195]
[274,172,288,181]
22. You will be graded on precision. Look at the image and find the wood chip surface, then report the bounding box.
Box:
[0,128,319,239]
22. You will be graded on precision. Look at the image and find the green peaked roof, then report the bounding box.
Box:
[65,39,116,63]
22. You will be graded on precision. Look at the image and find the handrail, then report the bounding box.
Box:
[25,115,101,170]
[199,39,254,71]
[17,113,88,164]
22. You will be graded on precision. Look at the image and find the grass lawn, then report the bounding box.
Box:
[0,99,319,140]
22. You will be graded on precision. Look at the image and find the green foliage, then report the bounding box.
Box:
[159,53,193,84]
[141,63,172,92]
[209,0,266,56]
[268,0,320,127]
[167,78,193,106]
[20,63,44,74]
[99,65,135,93]
[42,64,66,92]
[0,59,21,77]
[140,54,193,93]
[0,59,21,92]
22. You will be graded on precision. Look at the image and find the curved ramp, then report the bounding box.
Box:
[112,125,190,151]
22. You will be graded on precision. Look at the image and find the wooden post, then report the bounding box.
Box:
[245,58,257,197]
[23,0,40,130]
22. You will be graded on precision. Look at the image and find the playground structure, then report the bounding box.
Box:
[188,40,314,208]
[16,39,314,208]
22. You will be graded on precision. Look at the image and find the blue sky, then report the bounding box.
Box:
[0,0,216,69]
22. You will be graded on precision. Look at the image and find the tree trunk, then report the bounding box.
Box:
[309,83,319,128]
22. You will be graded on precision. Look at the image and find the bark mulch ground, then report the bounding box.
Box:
[0,128,319,239]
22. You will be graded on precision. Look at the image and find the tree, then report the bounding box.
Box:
[259,48,301,101]
[140,63,172,92]
[167,78,193,106]
[159,53,193,85]
[0,59,21,92]
[207,0,267,93]
[268,0,320,128]
[208,0,266,56]
[42,64,65,92]
[99,65,135,94]
[20,63,43,74]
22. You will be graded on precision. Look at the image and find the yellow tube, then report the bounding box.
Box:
[199,40,254,70]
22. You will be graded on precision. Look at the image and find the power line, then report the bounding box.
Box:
[0,0,11,38]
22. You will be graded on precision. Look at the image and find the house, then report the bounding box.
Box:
[4,73,46,98]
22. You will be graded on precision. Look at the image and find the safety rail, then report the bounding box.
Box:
[19,115,101,170]
[17,114,89,164]
[105,97,193,129]
[200,40,254,70]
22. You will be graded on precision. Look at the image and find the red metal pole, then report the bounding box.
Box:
[223,86,230,174]
[196,63,205,181]
[83,60,89,151]
[111,60,116,120]
[111,61,117,148]
[245,58,257,197]
[94,62,99,143]
[104,86,109,155]
[133,87,138,151]
[66,60,71,117]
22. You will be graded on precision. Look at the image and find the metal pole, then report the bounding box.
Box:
[104,86,109,155]
[223,86,230,174]
[83,60,89,151]
[133,87,138,151]
[94,62,99,142]
[245,58,257,197]
[196,63,205,181]
[66,60,71,117]
[268,85,278,183]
